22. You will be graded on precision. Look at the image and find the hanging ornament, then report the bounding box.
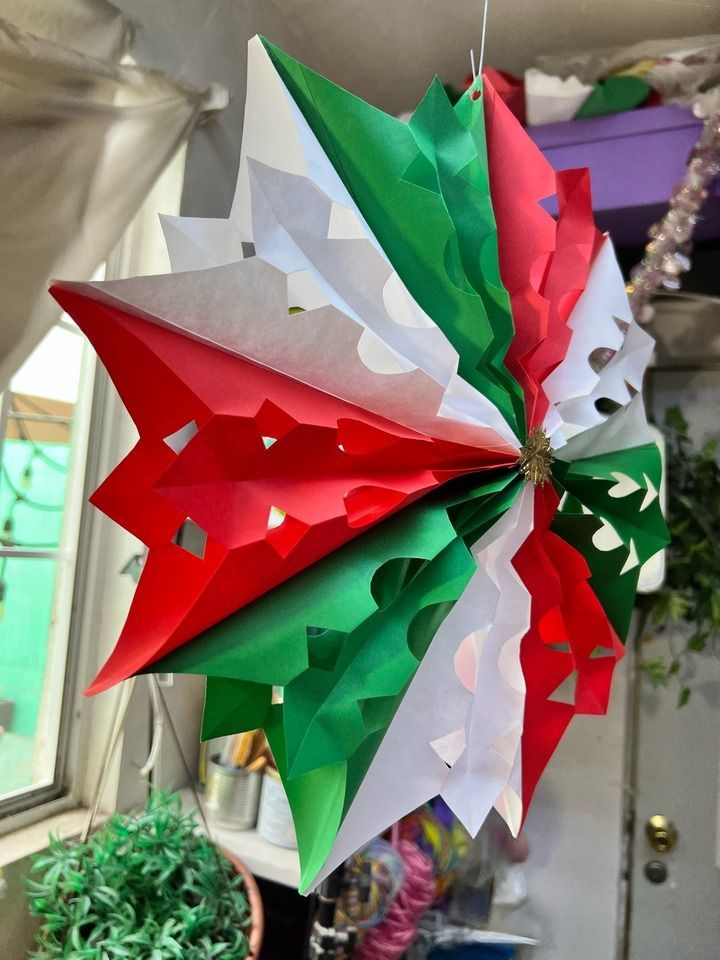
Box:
[50,36,668,892]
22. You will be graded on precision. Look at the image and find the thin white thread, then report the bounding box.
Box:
[478,0,489,78]
[81,678,135,842]
[469,0,489,91]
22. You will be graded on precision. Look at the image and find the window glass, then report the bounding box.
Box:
[0,321,93,803]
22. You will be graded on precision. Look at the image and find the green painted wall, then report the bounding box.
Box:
[0,439,70,737]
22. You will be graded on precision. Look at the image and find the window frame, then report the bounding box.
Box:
[0,145,187,836]
[0,348,100,824]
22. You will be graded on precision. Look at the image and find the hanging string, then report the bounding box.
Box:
[81,678,136,842]
[469,0,490,97]
[0,397,72,616]
[10,394,69,472]
[478,0,489,80]
[154,682,239,904]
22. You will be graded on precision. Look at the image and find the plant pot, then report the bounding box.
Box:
[221,846,265,958]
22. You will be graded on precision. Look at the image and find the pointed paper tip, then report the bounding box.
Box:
[84,673,114,697]
[84,646,145,697]
[48,279,73,309]
[48,281,101,333]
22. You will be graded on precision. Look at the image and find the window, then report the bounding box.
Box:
[0,146,187,830]
[0,319,95,815]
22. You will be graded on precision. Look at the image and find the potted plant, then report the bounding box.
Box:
[27,791,263,959]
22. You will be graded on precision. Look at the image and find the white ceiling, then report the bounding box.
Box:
[115,0,720,215]
[274,0,720,115]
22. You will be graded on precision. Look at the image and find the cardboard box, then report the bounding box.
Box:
[529,105,720,248]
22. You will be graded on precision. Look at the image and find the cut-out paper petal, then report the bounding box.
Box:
[49,36,669,893]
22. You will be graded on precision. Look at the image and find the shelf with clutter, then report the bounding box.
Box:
[183,729,301,889]
[530,105,719,247]
[180,786,301,889]
[458,37,720,247]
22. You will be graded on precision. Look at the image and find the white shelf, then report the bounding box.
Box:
[180,788,300,889]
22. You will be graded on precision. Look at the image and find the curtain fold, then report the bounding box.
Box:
[1,0,133,61]
[0,14,222,388]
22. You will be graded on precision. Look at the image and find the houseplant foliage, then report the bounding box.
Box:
[641,406,720,706]
[27,792,252,959]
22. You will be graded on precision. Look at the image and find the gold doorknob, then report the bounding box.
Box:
[646,814,678,853]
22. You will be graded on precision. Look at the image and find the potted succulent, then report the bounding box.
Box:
[27,791,263,959]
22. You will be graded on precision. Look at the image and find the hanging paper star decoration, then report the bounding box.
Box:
[51,36,668,892]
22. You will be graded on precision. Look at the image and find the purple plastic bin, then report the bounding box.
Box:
[528,105,720,247]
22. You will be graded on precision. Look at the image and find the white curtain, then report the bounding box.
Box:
[1,0,132,60]
[0,6,223,388]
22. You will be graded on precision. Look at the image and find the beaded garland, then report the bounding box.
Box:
[627,111,720,325]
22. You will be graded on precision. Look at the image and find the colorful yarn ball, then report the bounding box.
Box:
[337,839,405,930]
[400,802,468,902]
[356,839,435,960]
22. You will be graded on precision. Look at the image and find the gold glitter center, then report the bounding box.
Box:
[519,427,554,486]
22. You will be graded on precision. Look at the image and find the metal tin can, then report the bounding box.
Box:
[205,754,262,830]
[257,767,297,848]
